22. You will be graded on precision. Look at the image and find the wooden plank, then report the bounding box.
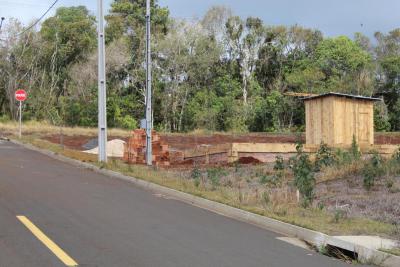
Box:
[231,143,298,153]
[183,143,232,159]
[305,101,311,145]
[284,92,318,97]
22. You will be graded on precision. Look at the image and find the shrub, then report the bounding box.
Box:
[259,174,281,187]
[273,156,285,170]
[351,135,361,160]
[315,142,337,171]
[393,147,400,162]
[290,151,315,207]
[335,149,353,165]
[362,152,384,191]
[118,115,137,129]
[207,168,225,189]
[191,166,202,187]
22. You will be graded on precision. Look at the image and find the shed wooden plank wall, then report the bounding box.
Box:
[332,98,373,146]
[305,96,374,147]
[305,96,335,145]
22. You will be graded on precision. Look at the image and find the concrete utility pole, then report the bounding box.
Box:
[145,0,152,166]
[97,0,107,163]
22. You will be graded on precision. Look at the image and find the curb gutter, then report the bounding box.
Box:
[9,139,400,267]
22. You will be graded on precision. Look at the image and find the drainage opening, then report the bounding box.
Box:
[321,244,358,263]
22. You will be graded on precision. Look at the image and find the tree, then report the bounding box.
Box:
[313,36,373,95]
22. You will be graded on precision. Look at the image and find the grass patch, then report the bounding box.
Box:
[0,121,130,137]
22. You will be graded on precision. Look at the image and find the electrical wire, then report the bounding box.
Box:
[14,0,60,36]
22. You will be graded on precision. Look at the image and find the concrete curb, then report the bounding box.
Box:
[9,139,400,267]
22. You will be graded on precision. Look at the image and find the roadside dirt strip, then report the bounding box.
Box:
[10,139,400,267]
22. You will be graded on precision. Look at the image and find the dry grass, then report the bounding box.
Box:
[0,121,130,137]
[16,135,398,239]
[316,161,364,184]
[379,248,400,256]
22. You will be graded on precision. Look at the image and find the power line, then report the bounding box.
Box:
[14,0,59,36]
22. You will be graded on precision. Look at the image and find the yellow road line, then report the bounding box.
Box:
[16,215,78,266]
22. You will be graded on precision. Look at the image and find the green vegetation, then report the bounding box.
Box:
[290,143,315,207]
[1,2,400,132]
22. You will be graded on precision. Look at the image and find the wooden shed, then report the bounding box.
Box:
[304,92,380,147]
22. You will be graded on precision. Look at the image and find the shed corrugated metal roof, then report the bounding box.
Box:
[302,92,381,102]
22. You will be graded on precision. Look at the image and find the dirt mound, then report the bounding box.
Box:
[83,139,126,158]
[238,157,262,164]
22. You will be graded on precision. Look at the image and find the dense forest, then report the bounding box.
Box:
[0,0,399,132]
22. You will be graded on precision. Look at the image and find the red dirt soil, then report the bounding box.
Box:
[43,132,400,151]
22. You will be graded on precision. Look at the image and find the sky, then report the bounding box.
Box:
[0,0,399,38]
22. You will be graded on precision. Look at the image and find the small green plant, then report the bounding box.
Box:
[335,149,353,165]
[260,174,281,187]
[386,179,394,189]
[351,135,361,160]
[315,142,337,171]
[317,202,325,211]
[207,168,224,189]
[393,146,400,162]
[362,152,384,191]
[261,191,270,207]
[290,149,315,207]
[333,209,347,223]
[191,166,202,187]
[259,175,269,184]
[194,178,200,188]
[191,166,202,180]
[273,156,285,170]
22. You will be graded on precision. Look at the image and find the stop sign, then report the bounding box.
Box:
[15,89,27,101]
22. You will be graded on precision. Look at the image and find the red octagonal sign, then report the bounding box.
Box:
[15,89,27,102]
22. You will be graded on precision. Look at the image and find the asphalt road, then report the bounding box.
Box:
[0,140,360,267]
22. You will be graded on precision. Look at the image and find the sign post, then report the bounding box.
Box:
[15,89,27,138]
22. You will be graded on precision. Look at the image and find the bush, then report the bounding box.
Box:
[335,149,353,165]
[315,142,337,171]
[393,147,400,162]
[273,156,285,170]
[351,135,361,160]
[259,174,281,186]
[117,115,137,129]
[207,168,225,190]
[191,166,202,187]
[362,152,384,191]
[290,149,315,207]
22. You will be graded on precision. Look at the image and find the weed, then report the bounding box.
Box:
[273,156,285,171]
[261,191,270,207]
[362,152,384,191]
[259,175,269,184]
[333,209,347,223]
[351,135,361,160]
[393,146,400,162]
[207,167,224,190]
[386,179,394,189]
[335,149,353,165]
[194,178,200,188]
[191,166,202,180]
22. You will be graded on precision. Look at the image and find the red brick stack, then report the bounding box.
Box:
[123,129,171,167]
